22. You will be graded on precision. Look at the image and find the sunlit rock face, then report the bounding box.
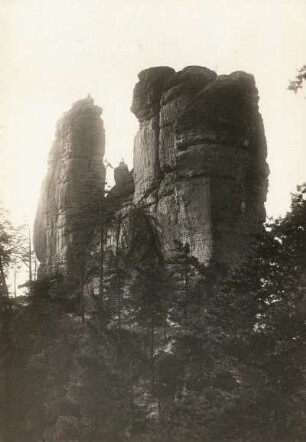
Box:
[34,97,105,277]
[131,67,175,203]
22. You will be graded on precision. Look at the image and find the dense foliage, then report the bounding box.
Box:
[0,184,305,441]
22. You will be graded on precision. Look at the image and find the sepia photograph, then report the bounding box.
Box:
[0,1,305,441]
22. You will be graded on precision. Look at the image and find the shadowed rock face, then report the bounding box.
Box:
[34,65,269,283]
[34,97,105,277]
[126,66,269,267]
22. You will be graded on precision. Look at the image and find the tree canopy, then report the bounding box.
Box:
[288,65,306,93]
[0,185,305,441]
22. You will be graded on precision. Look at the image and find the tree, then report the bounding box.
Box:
[1,180,305,441]
[288,65,306,93]
[0,208,20,439]
[13,224,36,291]
[0,211,37,300]
[219,184,306,441]
[149,184,306,442]
[0,207,16,305]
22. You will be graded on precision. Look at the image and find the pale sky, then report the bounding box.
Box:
[0,0,306,226]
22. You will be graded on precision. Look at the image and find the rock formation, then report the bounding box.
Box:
[105,66,268,271]
[34,66,269,285]
[34,96,105,278]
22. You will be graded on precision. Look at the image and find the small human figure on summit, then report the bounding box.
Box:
[87,93,94,102]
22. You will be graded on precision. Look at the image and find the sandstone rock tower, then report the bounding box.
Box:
[34,97,105,277]
[34,66,269,281]
[127,66,268,266]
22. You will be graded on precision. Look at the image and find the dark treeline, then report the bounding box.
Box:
[0,184,305,442]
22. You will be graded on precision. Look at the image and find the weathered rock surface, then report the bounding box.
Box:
[34,65,269,286]
[34,97,105,277]
[126,66,268,267]
[159,66,217,172]
[131,67,175,202]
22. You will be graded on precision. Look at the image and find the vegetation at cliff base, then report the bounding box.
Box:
[0,184,305,442]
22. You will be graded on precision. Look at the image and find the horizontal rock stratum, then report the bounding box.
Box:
[34,66,269,283]
[34,96,105,278]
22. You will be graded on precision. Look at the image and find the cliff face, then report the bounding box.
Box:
[104,66,268,272]
[34,97,105,277]
[34,66,268,283]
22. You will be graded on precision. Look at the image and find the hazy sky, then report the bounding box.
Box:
[0,0,306,225]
